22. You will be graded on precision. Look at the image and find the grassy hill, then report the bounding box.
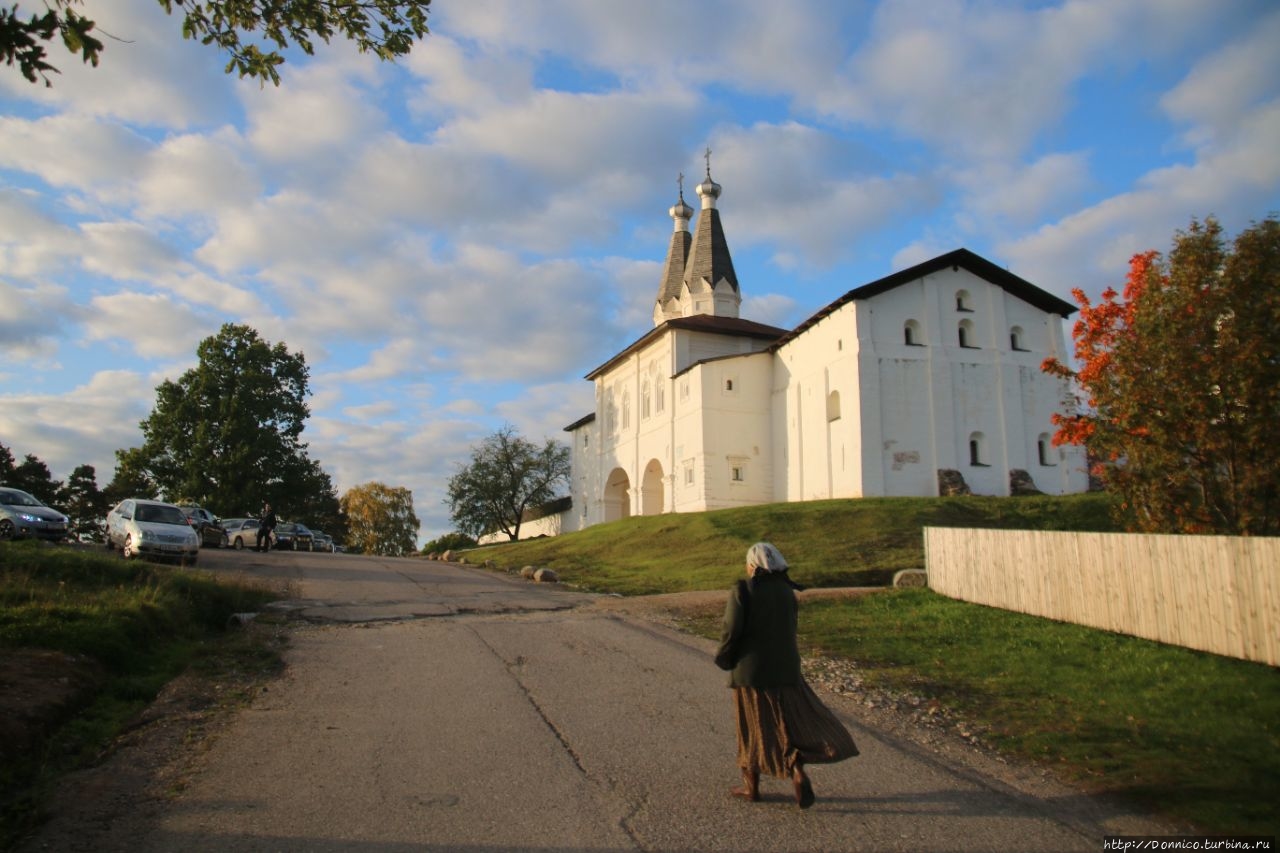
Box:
[463,493,1118,595]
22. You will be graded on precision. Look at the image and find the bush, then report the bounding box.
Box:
[421,532,477,555]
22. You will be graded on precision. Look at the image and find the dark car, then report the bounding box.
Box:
[178,504,227,548]
[222,517,272,550]
[274,522,314,551]
[0,487,70,542]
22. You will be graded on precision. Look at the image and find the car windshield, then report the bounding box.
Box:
[0,489,44,507]
[135,504,189,525]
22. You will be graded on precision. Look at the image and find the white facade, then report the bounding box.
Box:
[545,177,1088,539]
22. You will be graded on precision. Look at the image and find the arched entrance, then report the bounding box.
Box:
[641,459,664,516]
[603,467,631,522]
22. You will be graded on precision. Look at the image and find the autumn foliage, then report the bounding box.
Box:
[1042,216,1280,535]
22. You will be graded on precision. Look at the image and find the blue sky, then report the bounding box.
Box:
[1,0,1277,540]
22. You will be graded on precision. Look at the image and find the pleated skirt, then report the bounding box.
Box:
[733,681,859,779]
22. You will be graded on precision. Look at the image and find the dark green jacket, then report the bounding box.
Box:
[714,573,802,688]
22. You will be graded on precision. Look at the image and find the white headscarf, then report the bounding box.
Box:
[745,542,788,576]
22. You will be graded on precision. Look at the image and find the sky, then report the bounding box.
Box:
[1,0,1277,542]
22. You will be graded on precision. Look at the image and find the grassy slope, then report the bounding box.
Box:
[465,493,1278,835]
[467,493,1118,594]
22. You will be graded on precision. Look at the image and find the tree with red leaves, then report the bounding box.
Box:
[1043,215,1280,535]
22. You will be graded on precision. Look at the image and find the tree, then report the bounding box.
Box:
[104,446,159,505]
[57,464,109,541]
[1043,215,1280,535]
[446,425,571,541]
[3,0,431,86]
[340,482,419,556]
[5,452,61,505]
[132,323,322,516]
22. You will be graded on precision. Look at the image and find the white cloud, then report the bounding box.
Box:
[0,114,147,192]
[1001,97,1280,300]
[82,292,213,358]
[0,0,235,127]
[0,370,154,486]
[1160,9,1280,146]
[136,129,260,220]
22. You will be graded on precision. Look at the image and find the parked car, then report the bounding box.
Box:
[274,522,314,551]
[105,499,198,564]
[178,504,228,548]
[222,517,274,550]
[0,487,70,542]
[311,531,334,553]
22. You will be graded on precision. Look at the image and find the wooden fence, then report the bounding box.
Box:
[924,527,1280,667]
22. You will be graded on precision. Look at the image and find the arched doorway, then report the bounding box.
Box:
[641,459,664,516]
[603,467,631,522]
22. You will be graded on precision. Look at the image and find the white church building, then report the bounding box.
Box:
[521,168,1088,540]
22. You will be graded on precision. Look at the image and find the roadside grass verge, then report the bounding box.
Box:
[464,495,1276,835]
[799,590,1279,836]
[467,492,1117,594]
[0,541,283,850]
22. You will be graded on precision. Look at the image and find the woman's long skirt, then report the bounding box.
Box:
[734,681,859,779]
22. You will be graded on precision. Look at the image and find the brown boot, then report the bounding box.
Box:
[731,768,760,802]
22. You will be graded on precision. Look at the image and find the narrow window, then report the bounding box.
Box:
[725,379,734,391]
[956,290,973,311]
[969,432,988,466]
[959,319,977,348]
[641,381,651,419]
[1010,326,1027,351]
[731,465,745,482]
[904,319,923,346]
[827,391,841,422]
[1037,434,1055,466]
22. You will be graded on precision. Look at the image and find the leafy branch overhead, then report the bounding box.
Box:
[1,0,431,86]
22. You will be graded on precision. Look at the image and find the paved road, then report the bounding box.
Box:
[28,548,1169,852]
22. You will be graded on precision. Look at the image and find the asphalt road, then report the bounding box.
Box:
[27,547,1172,852]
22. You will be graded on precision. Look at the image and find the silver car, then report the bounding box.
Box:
[105,499,199,564]
[0,487,70,542]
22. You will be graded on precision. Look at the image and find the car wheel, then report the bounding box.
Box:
[122,535,137,559]
[0,519,16,540]
[233,536,244,550]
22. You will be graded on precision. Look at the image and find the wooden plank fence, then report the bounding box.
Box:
[924,527,1280,667]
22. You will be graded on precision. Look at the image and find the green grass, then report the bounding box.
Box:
[467,492,1118,594]
[0,541,283,850]
[466,494,1277,834]
[800,590,1278,835]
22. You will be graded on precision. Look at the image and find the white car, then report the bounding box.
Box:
[105,499,199,565]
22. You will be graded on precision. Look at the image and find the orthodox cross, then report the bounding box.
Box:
[704,146,712,178]
[677,171,684,199]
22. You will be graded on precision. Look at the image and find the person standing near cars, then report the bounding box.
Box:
[256,503,277,552]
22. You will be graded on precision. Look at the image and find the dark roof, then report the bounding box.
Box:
[564,412,595,432]
[585,314,788,380]
[524,495,571,521]
[684,207,738,291]
[773,248,1077,349]
[656,228,692,307]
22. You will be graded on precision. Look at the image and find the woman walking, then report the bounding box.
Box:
[714,542,858,808]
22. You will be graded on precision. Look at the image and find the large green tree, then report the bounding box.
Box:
[446,425,571,541]
[340,481,418,556]
[130,323,334,518]
[1044,215,1280,535]
[3,0,431,86]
